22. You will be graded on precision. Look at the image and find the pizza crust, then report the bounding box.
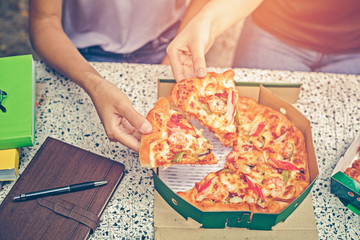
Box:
[177,190,251,212]
[139,97,170,168]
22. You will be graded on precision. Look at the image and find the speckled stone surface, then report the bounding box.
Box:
[0,61,359,239]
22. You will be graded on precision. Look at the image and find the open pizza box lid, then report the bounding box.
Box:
[330,132,360,216]
[154,77,319,235]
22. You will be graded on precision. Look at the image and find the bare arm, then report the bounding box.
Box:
[29,0,100,91]
[166,0,264,81]
[29,0,152,151]
[162,0,210,66]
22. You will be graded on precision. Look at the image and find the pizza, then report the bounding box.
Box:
[168,70,238,147]
[139,97,217,168]
[140,70,310,214]
[177,95,309,213]
[343,146,360,183]
[344,159,360,183]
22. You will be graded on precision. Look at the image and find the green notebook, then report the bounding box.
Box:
[0,55,36,150]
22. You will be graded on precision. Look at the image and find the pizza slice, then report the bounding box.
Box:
[168,70,238,147]
[177,146,309,214]
[176,166,288,213]
[234,99,292,150]
[344,159,360,183]
[225,150,309,205]
[234,98,309,177]
[139,97,217,168]
[177,168,251,212]
[233,97,264,150]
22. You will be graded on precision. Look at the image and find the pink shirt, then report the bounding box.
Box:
[62,0,185,54]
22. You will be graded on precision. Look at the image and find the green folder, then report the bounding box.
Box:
[0,55,36,150]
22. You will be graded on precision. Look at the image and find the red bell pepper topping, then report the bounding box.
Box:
[255,184,266,202]
[225,90,236,123]
[215,92,228,99]
[198,96,207,104]
[242,144,254,152]
[245,175,266,202]
[231,91,236,114]
[197,177,214,194]
[245,175,255,188]
[227,156,235,164]
[166,120,193,131]
[231,90,236,105]
[270,158,299,171]
[251,121,267,137]
[225,153,239,171]
[170,114,184,122]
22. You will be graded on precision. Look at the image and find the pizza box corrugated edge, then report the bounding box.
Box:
[330,132,360,215]
[153,79,319,230]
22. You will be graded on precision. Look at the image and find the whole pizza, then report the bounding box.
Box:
[140,69,310,214]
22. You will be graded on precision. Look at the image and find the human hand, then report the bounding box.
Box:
[166,19,214,82]
[166,0,263,82]
[87,77,152,152]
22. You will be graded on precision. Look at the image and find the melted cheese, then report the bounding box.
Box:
[149,135,169,167]
[219,173,238,192]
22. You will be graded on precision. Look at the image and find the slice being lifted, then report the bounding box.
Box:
[168,70,238,147]
[139,97,216,168]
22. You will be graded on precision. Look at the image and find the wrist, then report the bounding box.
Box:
[194,2,232,41]
[81,71,106,97]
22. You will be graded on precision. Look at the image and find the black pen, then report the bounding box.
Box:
[13,181,107,202]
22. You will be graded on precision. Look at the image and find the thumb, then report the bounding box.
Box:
[123,106,152,134]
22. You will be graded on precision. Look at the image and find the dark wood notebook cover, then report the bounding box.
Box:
[0,137,125,239]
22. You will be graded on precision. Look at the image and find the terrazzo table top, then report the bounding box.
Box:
[0,61,359,239]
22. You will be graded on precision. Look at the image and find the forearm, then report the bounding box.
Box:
[162,0,210,64]
[177,0,210,33]
[193,0,263,41]
[165,0,263,81]
[29,8,102,96]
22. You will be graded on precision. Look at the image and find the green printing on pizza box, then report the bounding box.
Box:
[331,172,360,215]
[330,132,360,216]
[154,80,319,230]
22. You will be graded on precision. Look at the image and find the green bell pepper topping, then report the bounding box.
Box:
[235,103,242,125]
[282,170,290,185]
[200,103,212,115]
[172,151,185,163]
[220,168,234,173]
[197,148,211,157]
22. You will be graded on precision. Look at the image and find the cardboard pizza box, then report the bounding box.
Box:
[331,132,360,216]
[154,190,318,240]
[154,78,319,231]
